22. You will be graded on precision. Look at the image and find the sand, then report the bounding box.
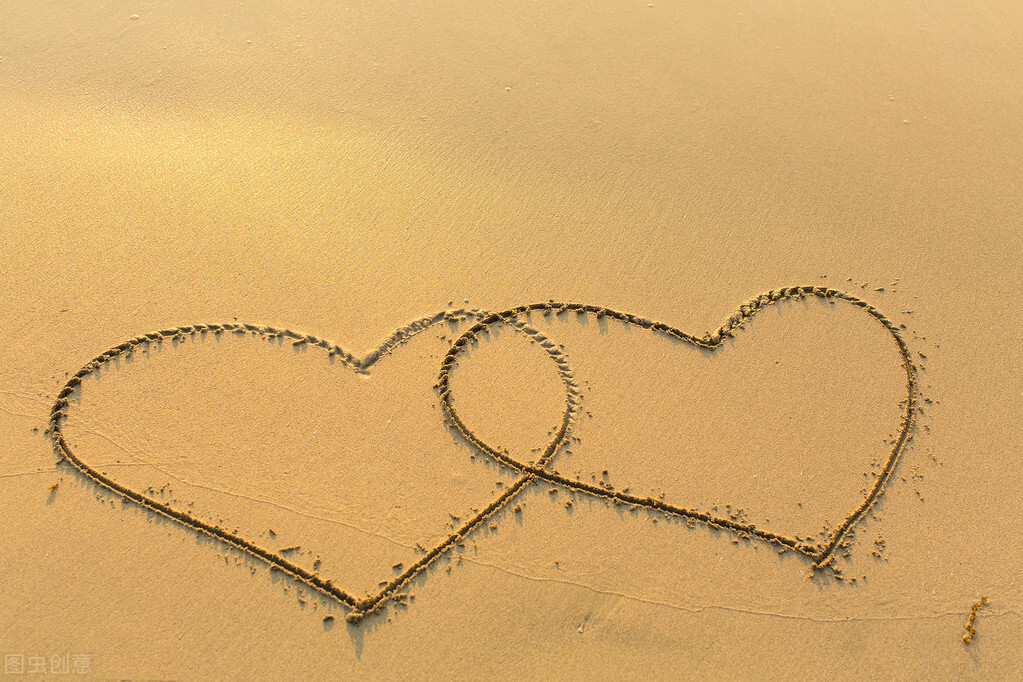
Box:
[1,1,1021,679]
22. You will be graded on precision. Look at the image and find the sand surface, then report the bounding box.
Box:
[1,1,1021,679]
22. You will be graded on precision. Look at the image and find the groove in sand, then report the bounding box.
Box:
[47,286,916,623]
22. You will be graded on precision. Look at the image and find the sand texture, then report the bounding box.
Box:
[1,1,1021,679]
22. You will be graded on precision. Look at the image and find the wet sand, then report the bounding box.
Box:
[1,1,1021,678]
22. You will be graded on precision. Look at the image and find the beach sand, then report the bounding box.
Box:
[1,1,1021,678]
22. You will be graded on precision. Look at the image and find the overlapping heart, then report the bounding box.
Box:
[48,286,916,623]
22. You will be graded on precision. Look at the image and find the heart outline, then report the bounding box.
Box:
[48,310,580,623]
[439,286,917,573]
[48,286,916,623]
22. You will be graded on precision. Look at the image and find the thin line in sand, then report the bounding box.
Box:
[46,286,916,624]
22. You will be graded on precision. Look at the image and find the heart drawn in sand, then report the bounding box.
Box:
[48,286,916,623]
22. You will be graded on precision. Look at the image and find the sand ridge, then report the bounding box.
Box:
[962,596,989,644]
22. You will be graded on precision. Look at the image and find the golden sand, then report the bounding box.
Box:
[2,1,1021,679]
